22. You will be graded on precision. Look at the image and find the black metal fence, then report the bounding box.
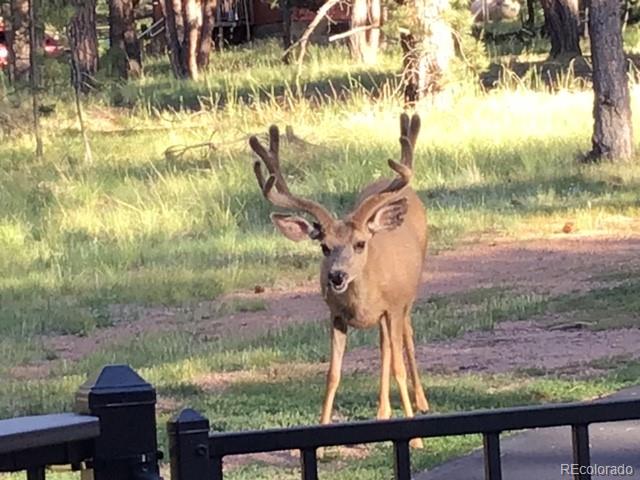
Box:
[168,397,640,480]
[0,365,161,480]
[2,364,640,480]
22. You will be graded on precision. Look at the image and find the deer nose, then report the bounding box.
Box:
[328,270,347,287]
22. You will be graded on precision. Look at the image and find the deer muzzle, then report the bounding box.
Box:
[328,270,349,293]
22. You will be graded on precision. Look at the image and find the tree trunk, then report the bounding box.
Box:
[350,0,367,60]
[183,0,202,79]
[68,0,98,93]
[578,0,588,37]
[28,0,42,157]
[349,0,380,64]
[586,0,633,161]
[282,0,292,64]
[367,0,381,62]
[526,0,535,27]
[107,0,142,78]
[400,0,454,104]
[163,0,210,79]
[197,0,217,69]
[541,0,581,58]
[8,0,30,83]
[163,0,187,76]
[149,0,167,55]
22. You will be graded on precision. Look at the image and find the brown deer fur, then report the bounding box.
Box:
[250,114,429,448]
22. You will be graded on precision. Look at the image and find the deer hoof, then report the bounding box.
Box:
[410,437,424,449]
[416,397,430,413]
[317,446,326,460]
[376,406,392,420]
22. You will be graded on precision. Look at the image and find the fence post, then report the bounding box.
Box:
[75,364,162,480]
[168,408,217,480]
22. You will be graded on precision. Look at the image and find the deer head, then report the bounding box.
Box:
[250,114,421,295]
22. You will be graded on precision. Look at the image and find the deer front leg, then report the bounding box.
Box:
[320,317,347,424]
[403,317,429,412]
[386,313,424,449]
[377,318,392,420]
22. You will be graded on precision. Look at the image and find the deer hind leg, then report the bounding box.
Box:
[377,318,392,420]
[386,313,424,449]
[320,317,347,425]
[403,316,429,412]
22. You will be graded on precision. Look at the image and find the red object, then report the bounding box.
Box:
[0,20,6,68]
[291,4,349,22]
[0,21,64,69]
[43,36,64,56]
[0,44,8,68]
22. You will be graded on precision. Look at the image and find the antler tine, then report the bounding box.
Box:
[253,160,266,190]
[250,126,335,228]
[350,159,410,226]
[267,125,287,192]
[268,124,280,156]
[349,115,418,227]
[408,114,421,149]
[399,136,413,169]
[384,158,412,191]
[399,114,421,167]
[389,116,416,188]
[400,112,410,138]
[249,127,290,195]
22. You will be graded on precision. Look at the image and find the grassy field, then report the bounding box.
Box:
[1,36,640,478]
[2,42,639,339]
[2,283,640,479]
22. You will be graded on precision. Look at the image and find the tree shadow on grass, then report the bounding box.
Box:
[112,69,399,110]
[481,52,640,90]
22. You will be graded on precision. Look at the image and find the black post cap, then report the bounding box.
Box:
[167,409,210,435]
[74,365,161,480]
[75,365,156,413]
[168,409,212,480]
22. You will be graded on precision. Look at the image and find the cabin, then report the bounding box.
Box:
[149,0,350,46]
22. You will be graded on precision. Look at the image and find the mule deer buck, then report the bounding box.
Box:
[250,114,429,448]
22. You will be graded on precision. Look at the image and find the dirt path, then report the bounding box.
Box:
[37,234,640,376]
[348,320,640,376]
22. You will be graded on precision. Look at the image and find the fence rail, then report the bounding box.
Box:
[1,364,639,480]
[168,396,640,480]
[0,364,161,480]
[0,413,98,479]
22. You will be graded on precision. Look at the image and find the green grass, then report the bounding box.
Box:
[415,288,547,339]
[0,283,637,479]
[113,41,402,110]
[2,77,640,341]
[0,285,547,385]
[2,33,640,480]
[547,279,640,329]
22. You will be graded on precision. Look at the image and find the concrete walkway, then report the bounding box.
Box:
[415,387,640,480]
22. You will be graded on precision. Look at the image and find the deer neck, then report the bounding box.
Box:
[326,273,378,328]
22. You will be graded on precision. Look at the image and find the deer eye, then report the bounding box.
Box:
[354,241,366,253]
[321,244,331,257]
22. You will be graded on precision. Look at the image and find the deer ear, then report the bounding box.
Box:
[367,198,409,234]
[271,213,320,242]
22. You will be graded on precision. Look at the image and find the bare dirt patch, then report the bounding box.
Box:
[44,305,188,362]
[33,234,640,378]
[346,320,640,377]
[421,234,640,298]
